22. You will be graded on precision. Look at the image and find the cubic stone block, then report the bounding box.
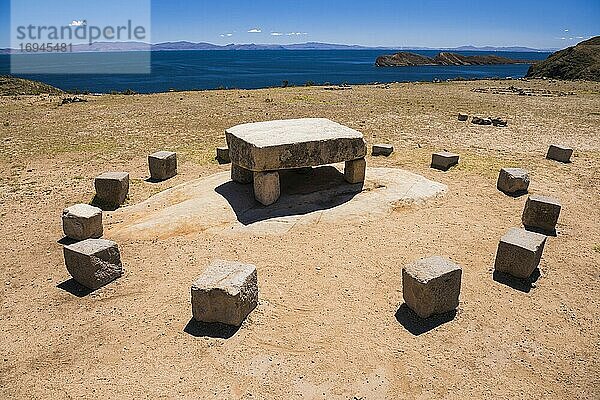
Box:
[497,168,530,194]
[62,204,103,241]
[431,151,459,171]
[94,172,129,206]
[226,118,366,171]
[402,256,462,319]
[492,117,508,127]
[344,158,366,184]
[372,144,394,157]
[458,113,469,121]
[546,144,573,163]
[254,171,280,206]
[149,151,177,181]
[191,260,259,327]
[63,239,123,290]
[231,164,253,184]
[216,147,231,164]
[522,195,562,233]
[494,228,547,279]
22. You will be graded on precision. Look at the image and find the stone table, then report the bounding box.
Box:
[226,118,367,205]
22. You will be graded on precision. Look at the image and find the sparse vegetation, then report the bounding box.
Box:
[0,78,599,399]
[0,75,63,96]
[527,36,600,81]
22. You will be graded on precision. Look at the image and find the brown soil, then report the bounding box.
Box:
[0,79,599,399]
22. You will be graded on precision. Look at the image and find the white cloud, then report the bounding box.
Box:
[560,37,567,40]
[576,36,584,39]
[220,33,233,37]
[69,20,87,27]
[271,32,283,36]
[564,29,569,32]
[248,28,262,33]
[286,32,308,36]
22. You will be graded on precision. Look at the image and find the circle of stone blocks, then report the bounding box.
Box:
[497,168,530,195]
[522,195,562,234]
[402,256,462,319]
[94,172,129,207]
[63,239,123,290]
[431,151,459,171]
[494,227,547,279]
[458,113,469,121]
[148,151,177,181]
[546,144,573,163]
[216,147,231,164]
[372,144,394,157]
[62,204,103,241]
[191,260,259,327]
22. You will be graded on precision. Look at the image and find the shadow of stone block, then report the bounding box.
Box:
[90,195,120,212]
[493,268,541,293]
[395,304,457,336]
[57,278,94,297]
[183,318,241,339]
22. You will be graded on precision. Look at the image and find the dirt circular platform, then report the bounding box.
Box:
[108,166,447,239]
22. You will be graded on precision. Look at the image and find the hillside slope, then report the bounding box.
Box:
[0,75,63,96]
[526,36,600,81]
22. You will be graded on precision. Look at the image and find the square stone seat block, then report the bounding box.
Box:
[497,168,530,195]
[431,151,459,171]
[372,144,394,157]
[494,228,547,279]
[522,195,562,233]
[149,151,177,181]
[94,172,129,206]
[191,260,259,327]
[402,256,462,319]
[63,239,123,290]
[547,144,573,163]
[62,204,103,241]
[216,147,231,164]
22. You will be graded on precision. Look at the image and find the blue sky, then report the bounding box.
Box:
[1,0,598,48]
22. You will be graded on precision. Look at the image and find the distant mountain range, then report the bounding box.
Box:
[0,41,557,54]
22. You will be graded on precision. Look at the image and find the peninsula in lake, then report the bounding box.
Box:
[375,51,532,67]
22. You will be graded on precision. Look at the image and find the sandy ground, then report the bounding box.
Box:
[0,79,599,399]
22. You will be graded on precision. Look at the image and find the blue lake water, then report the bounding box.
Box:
[0,50,551,93]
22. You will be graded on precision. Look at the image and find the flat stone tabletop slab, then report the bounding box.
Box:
[226,118,367,171]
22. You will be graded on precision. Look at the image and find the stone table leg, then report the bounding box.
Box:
[254,171,280,206]
[344,158,366,184]
[231,163,253,184]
